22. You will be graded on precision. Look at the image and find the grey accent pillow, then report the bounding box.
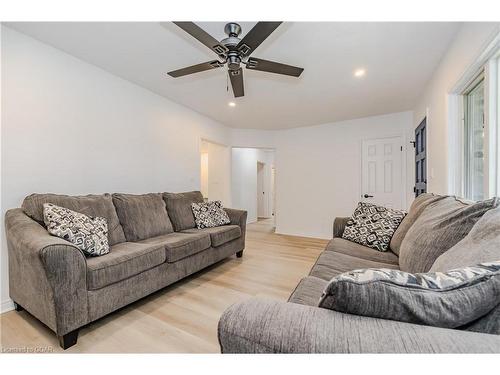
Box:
[191,201,230,229]
[399,196,499,273]
[390,193,446,255]
[163,191,204,231]
[43,203,109,256]
[112,193,174,241]
[430,206,500,272]
[318,262,500,329]
[342,202,406,252]
[22,193,126,245]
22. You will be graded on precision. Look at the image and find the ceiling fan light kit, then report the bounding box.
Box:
[168,22,304,98]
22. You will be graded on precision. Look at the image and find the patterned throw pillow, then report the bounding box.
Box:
[342,202,406,251]
[43,203,109,256]
[191,201,230,229]
[318,262,500,329]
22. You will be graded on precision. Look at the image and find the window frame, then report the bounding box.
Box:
[448,32,500,200]
[462,72,485,201]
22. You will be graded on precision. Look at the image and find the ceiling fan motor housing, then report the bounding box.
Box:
[227,52,241,71]
[224,22,242,37]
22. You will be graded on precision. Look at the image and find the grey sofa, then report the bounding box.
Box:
[218,194,500,353]
[5,191,247,349]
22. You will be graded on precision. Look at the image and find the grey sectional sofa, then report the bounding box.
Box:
[5,191,247,349]
[218,194,500,353]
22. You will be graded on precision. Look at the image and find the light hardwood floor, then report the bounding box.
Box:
[0,219,328,353]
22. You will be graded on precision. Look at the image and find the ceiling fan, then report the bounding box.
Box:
[167,22,304,98]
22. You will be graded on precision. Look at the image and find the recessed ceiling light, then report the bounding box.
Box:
[228,102,236,107]
[354,69,366,78]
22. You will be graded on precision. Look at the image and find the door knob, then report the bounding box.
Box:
[363,194,374,198]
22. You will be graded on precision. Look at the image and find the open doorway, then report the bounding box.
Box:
[231,148,276,228]
[200,139,231,206]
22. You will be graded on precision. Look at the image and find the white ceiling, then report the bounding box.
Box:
[6,22,460,129]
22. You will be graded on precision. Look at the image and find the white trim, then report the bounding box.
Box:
[450,31,500,93]
[1,299,14,314]
[447,94,463,196]
[484,59,498,198]
[448,29,500,198]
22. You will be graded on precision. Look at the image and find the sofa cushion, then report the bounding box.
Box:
[112,193,174,241]
[318,262,500,331]
[390,193,446,255]
[325,238,399,265]
[342,202,406,252]
[86,242,165,290]
[139,232,211,262]
[22,193,126,245]
[288,276,328,306]
[430,206,500,272]
[399,196,499,273]
[182,225,241,247]
[309,250,399,281]
[44,203,109,256]
[163,191,204,231]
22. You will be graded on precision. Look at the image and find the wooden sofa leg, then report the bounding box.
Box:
[14,302,24,312]
[58,329,79,350]
[236,250,243,258]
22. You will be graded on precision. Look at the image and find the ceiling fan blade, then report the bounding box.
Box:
[229,68,244,97]
[236,22,282,58]
[168,60,224,78]
[246,57,303,77]
[173,22,228,58]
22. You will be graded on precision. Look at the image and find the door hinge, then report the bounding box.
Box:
[400,146,403,151]
[410,141,416,148]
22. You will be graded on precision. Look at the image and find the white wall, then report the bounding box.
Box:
[413,23,500,195]
[206,141,231,206]
[274,112,414,239]
[232,112,414,239]
[0,27,232,311]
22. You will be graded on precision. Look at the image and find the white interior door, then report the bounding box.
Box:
[361,137,403,209]
[257,161,266,217]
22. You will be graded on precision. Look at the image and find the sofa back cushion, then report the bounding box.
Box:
[163,191,204,231]
[430,205,500,272]
[390,193,446,255]
[22,193,126,245]
[399,196,499,273]
[112,193,174,241]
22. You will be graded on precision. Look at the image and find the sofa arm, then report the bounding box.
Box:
[333,217,349,238]
[224,208,247,234]
[218,298,500,353]
[5,208,88,336]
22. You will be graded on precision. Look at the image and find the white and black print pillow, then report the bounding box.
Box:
[342,202,406,251]
[43,203,109,256]
[191,201,230,229]
[318,262,500,329]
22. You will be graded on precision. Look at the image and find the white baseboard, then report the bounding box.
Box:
[274,228,330,240]
[1,298,14,314]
